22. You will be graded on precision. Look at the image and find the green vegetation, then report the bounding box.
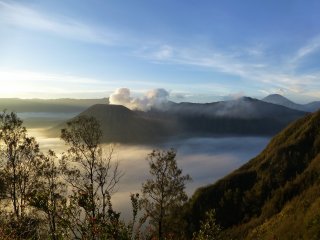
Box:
[1,109,320,239]
[0,111,193,239]
[0,112,138,239]
[184,110,320,239]
[192,209,222,240]
[59,115,124,239]
[140,149,191,239]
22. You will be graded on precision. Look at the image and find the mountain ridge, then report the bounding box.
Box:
[262,94,320,112]
[47,98,307,144]
[184,110,320,239]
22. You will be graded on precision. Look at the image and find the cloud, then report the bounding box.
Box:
[292,35,320,63]
[136,44,267,76]
[111,137,270,219]
[170,92,192,99]
[222,91,246,101]
[243,45,265,57]
[0,1,119,45]
[136,43,320,100]
[259,88,286,96]
[109,88,170,111]
[28,124,271,221]
[0,69,120,98]
[151,45,174,60]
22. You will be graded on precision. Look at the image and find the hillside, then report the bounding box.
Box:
[262,94,320,112]
[165,97,305,121]
[50,104,175,143]
[185,110,320,239]
[48,98,307,144]
[80,104,177,143]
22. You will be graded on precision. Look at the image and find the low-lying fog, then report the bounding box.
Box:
[18,112,78,119]
[29,127,270,220]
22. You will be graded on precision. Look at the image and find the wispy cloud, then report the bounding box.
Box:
[0,1,119,45]
[0,69,187,99]
[152,45,174,60]
[137,43,269,75]
[292,35,320,63]
[0,70,117,98]
[136,42,320,99]
[0,70,105,84]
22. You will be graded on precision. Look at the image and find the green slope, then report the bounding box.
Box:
[185,110,320,239]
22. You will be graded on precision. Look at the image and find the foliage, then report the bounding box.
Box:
[28,150,67,239]
[192,209,222,240]
[0,112,136,239]
[140,149,191,240]
[1,109,319,239]
[59,115,124,239]
[185,110,320,239]
[0,111,41,219]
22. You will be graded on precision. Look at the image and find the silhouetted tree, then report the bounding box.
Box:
[140,149,191,240]
[29,150,67,240]
[0,111,44,239]
[0,111,41,218]
[60,115,123,239]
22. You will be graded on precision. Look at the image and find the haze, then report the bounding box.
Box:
[29,126,269,220]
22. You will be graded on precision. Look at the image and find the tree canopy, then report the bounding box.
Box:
[140,149,191,240]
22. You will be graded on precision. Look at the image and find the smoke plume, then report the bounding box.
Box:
[109,88,169,111]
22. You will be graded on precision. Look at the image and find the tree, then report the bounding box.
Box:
[0,111,41,219]
[192,209,222,240]
[29,150,67,240]
[140,149,191,240]
[0,111,45,239]
[60,115,122,239]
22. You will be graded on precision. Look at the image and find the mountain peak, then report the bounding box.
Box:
[263,94,294,105]
[262,94,306,111]
[262,94,320,112]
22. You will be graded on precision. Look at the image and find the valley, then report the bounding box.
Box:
[1,95,319,239]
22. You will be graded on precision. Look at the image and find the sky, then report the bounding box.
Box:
[1,0,320,103]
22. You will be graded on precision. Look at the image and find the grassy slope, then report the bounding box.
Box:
[185,110,320,239]
[247,155,320,240]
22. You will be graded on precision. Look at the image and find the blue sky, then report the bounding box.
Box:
[0,0,320,103]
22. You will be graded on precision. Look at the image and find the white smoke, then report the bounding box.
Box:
[109,88,169,111]
[222,91,245,101]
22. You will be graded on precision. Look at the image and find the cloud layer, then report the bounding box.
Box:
[27,133,270,221]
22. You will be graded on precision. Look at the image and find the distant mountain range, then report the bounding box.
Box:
[184,110,320,239]
[262,94,320,112]
[48,97,307,144]
[0,98,108,113]
[1,95,318,113]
